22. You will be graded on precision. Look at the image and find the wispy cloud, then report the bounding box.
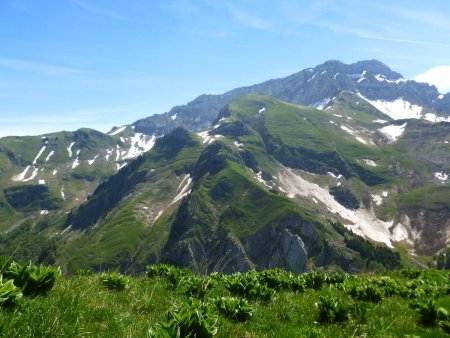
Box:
[0,57,90,77]
[165,0,199,16]
[359,35,450,47]
[69,0,127,20]
[223,2,294,35]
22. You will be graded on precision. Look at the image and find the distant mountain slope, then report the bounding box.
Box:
[132,60,449,136]
[1,60,448,272]
[22,93,446,274]
[0,128,155,231]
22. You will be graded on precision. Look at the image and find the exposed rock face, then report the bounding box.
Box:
[268,229,307,273]
[165,211,319,274]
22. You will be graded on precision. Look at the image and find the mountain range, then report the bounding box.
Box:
[0,60,448,274]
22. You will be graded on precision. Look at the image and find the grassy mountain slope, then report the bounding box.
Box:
[1,92,448,273]
[0,127,155,232]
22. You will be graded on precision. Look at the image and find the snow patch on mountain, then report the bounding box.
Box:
[258,107,266,114]
[105,149,113,161]
[254,170,272,189]
[371,194,383,206]
[378,122,407,142]
[434,171,448,183]
[123,134,156,159]
[171,113,177,121]
[116,162,127,171]
[45,150,55,162]
[372,119,388,124]
[39,179,45,185]
[233,140,244,148]
[109,126,126,136]
[33,146,47,164]
[310,98,330,110]
[339,125,368,144]
[88,154,99,165]
[12,166,31,181]
[362,159,377,167]
[67,142,75,158]
[357,93,423,120]
[72,157,80,169]
[423,113,450,123]
[171,174,192,205]
[278,166,399,247]
[23,167,39,182]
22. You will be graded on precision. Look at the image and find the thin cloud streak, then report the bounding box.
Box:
[69,0,127,20]
[0,57,90,77]
[359,35,450,47]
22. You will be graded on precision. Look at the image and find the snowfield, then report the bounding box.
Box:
[378,122,407,142]
[277,166,409,247]
[357,93,422,120]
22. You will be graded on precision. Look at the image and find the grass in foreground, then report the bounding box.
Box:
[1,263,450,337]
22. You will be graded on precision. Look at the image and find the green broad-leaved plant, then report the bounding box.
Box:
[5,262,61,296]
[0,274,23,308]
[149,300,218,338]
[214,296,254,322]
[100,272,130,291]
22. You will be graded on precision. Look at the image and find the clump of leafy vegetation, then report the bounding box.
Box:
[224,272,274,301]
[316,296,350,324]
[4,261,61,296]
[75,268,95,276]
[100,272,130,291]
[0,275,22,308]
[182,276,214,299]
[342,278,383,303]
[214,296,254,322]
[149,299,218,337]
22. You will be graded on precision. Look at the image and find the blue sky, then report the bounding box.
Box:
[1,0,450,137]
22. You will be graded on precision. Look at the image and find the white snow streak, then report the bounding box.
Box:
[23,167,39,182]
[12,166,31,181]
[109,126,126,136]
[372,119,388,124]
[171,174,192,205]
[45,150,55,162]
[39,179,45,185]
[33,146,47,164]
[171,113,177,120]
[116,162,127,171]
[88,154,99,165]
[258,107,266,114]
[310,98,330,110]
[67,142,75,158]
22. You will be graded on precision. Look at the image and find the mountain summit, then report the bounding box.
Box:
[132,60,449,136]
